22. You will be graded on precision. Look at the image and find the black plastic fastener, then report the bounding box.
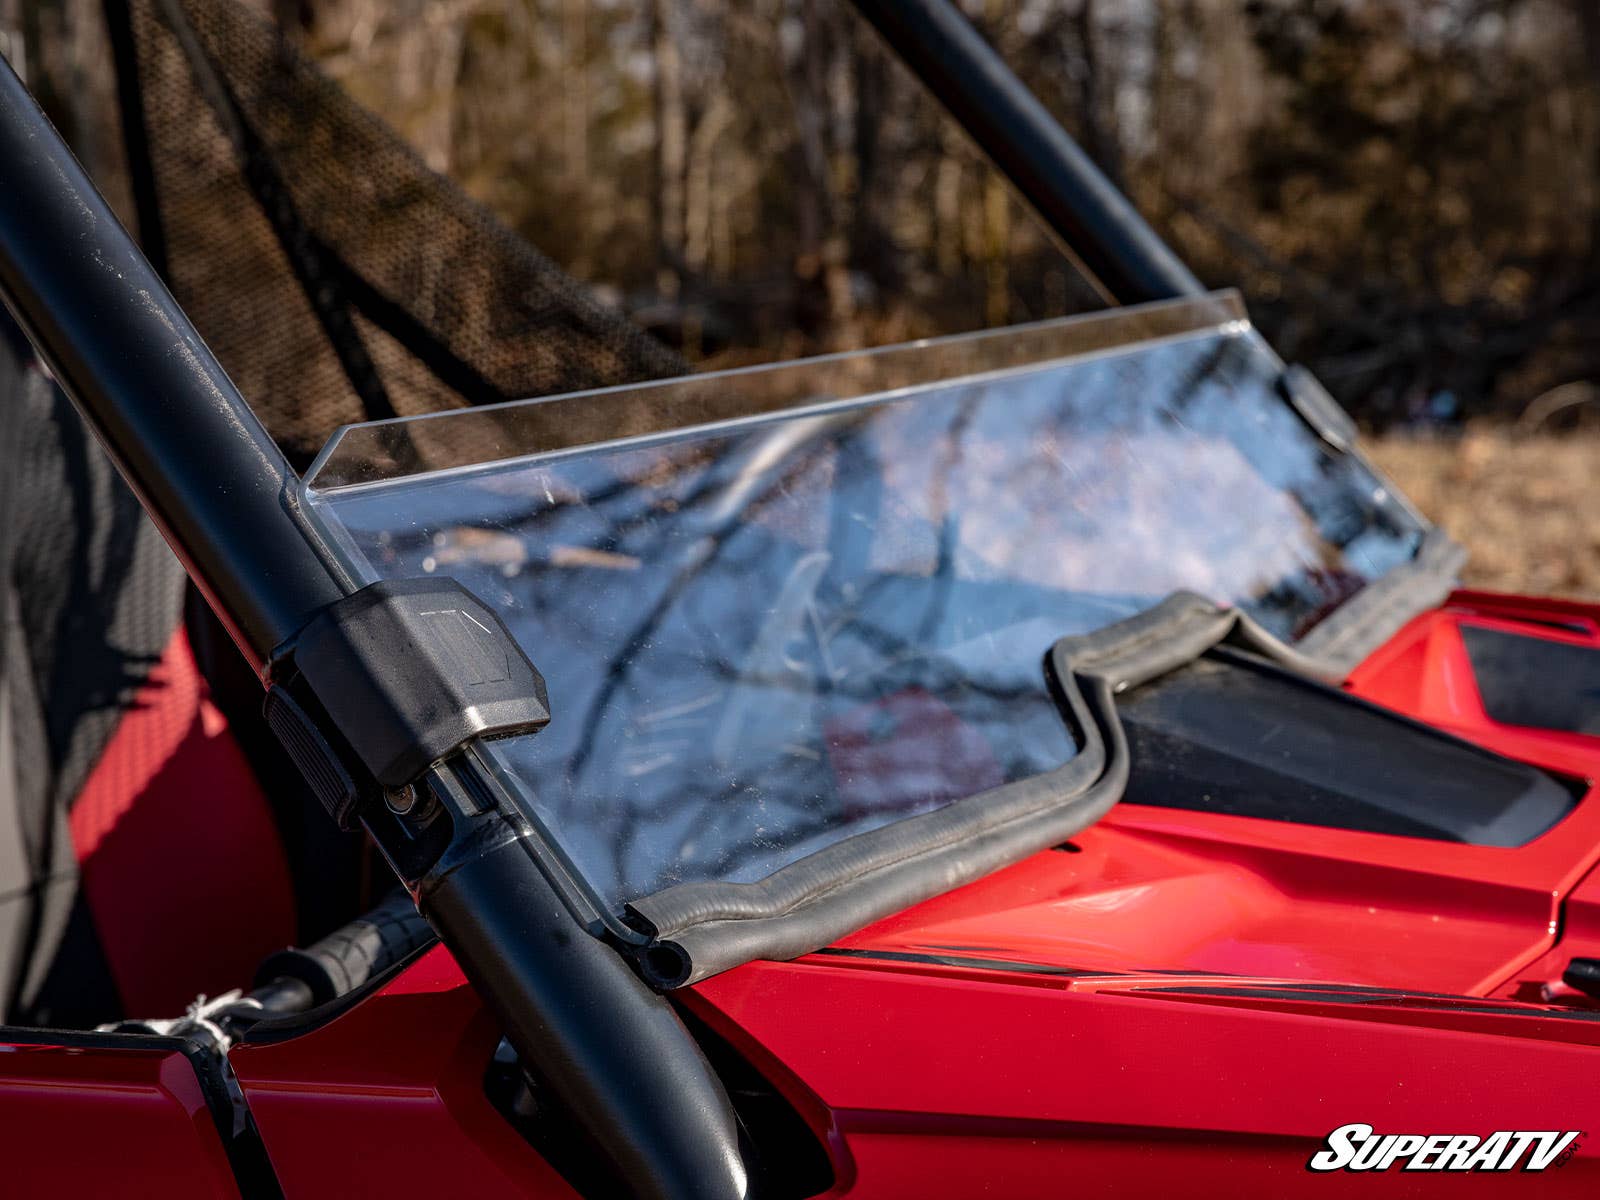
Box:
[1278,364,1358,454]
[265,578,550,826]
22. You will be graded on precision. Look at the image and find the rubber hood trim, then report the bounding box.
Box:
[626,590,1342,988]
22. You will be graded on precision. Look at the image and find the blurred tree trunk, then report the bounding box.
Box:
[561,0,588,193]
[982,0,1011,324]
[849,30,889,288]
[785,0,843,338]
[1577,0,1600,266]
[685,94,734,274]
[1073,0,1121,190]
[651,0,685,292]
[934,124,963,279]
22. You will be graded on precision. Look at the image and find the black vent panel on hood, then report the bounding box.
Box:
[1461,624,1600,736]
[1117,650,1581,847]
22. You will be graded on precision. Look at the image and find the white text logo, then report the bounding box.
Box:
[1308,1124,1580,1172]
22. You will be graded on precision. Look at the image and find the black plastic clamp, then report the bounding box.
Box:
[1277,363,1358,454]
[263,577,550,829]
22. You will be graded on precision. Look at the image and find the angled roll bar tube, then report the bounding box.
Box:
[0,54,341,675]
[0,56,747,1200]
[851,0,1205,305]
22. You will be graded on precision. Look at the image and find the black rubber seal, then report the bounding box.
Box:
[1295,527,1465,673]
[626,592,1333,988]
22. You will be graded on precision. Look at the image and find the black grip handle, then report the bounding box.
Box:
[1564,957,1600,1000]
[254,891,436,1006]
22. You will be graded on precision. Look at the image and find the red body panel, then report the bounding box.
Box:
[223,590,1600,1195]
[71,628,296,1014]
[230,951,577,1199]
[0,1043,239,1198]
[1347,592,1600,1000]
[694,958,1600,1196]
[22,591,1600,1195]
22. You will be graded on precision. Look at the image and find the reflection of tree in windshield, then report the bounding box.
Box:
[321,330,1422,908]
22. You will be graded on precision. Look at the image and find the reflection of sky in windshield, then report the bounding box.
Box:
[310,330,1421,909]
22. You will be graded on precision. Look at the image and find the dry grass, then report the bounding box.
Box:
[1367,428,1600,600]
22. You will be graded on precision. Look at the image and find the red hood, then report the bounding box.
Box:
[230,590,1600,1197]
[679,592,1600,1192]
[727,590,1600,1001]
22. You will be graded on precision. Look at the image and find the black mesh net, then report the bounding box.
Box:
[113,0,685,469]
[0,0,692,1025]
[0,317,188,1024]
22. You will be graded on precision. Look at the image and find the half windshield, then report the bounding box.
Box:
[303,292,1427,911]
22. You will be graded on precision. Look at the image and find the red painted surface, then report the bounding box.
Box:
[0,1042,239,1198]
[6,589,1594,1193]
[1346,591,1600,1006]
[231,948,578,1199]
[223,588,1600,1196]
[70,627,296,1015]
[694,958,1600,1196]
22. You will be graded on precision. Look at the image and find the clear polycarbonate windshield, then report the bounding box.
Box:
[302,292,1428,911]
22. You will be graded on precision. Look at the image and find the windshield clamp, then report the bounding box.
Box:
[1278,364,1358,453]
[263,578,550,828]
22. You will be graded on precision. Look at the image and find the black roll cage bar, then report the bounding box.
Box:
[0,2,1202,1198]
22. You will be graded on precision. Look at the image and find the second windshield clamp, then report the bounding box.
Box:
[1278,364,1358,454]
[263,577,551,829]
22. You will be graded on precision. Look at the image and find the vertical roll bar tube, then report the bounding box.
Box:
[0,56,748,1200]
[851,0,1205,305]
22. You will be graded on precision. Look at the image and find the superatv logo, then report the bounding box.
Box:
[1308,1124,1581,1172]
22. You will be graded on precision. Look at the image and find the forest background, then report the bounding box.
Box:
[7,0,1600,593]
